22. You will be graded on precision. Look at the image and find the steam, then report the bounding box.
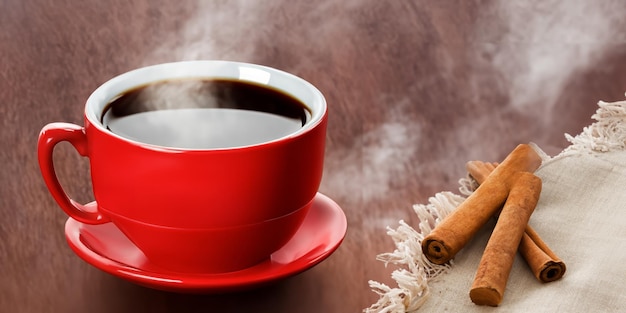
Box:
[323,0,626,208]
[319,100,423,229]
[321,119,420,204]
[474,0,626,112]
[140,1,625,209]
[147,1,275,62]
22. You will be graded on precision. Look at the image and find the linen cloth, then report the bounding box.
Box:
[366,98,626,312]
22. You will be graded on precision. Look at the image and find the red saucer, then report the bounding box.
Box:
[64,193,347,293]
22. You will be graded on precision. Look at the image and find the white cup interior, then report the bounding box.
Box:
[85,61,326,149]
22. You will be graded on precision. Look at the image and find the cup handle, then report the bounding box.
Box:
[38,122,109,224]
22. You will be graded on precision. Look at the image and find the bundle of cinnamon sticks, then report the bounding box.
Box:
[421,144,566,307]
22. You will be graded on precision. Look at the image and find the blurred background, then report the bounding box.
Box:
[1,0,625,312]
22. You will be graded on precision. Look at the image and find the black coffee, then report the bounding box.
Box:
[102,79,310,149]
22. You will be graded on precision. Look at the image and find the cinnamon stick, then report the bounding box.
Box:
[520,227,566,282]
[469,172,542,306]
[467,160,566,283]
[422,144,543,265]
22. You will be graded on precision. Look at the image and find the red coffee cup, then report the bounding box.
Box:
[101,198,311,273]
[38,61,327,273]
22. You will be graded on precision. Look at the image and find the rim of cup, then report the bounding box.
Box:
[85,60,327,151]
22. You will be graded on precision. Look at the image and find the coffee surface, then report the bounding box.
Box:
[102,79,310,149]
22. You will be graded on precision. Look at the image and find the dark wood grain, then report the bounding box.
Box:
[2,1,625,312]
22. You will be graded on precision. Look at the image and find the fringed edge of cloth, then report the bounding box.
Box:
[559,94,626,157]
[364,93,626,313]
[364,192,465,313]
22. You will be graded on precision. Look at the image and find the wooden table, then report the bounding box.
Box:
[2,1,625,312]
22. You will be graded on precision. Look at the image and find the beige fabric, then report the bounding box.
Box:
[366,97,626,312]
[419,152,626,312]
